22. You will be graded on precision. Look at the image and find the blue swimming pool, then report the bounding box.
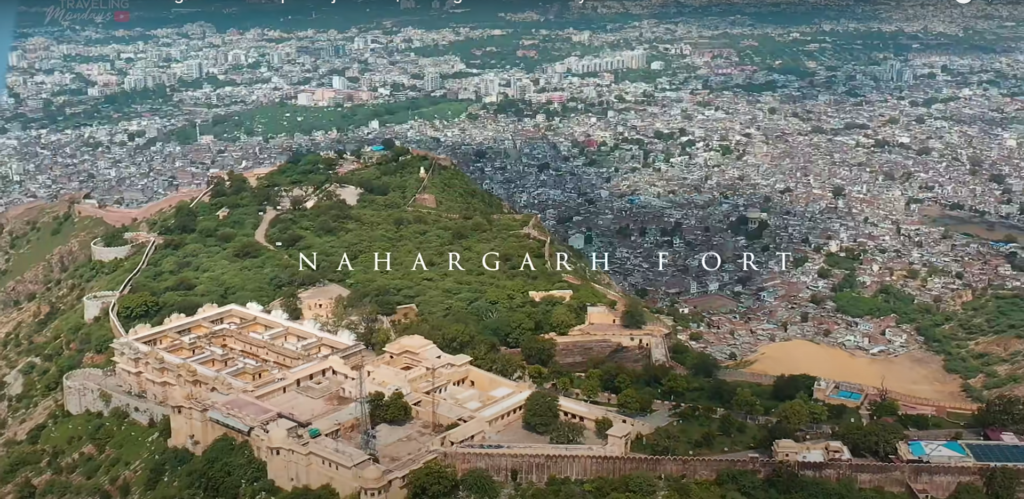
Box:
[831,390,864,401]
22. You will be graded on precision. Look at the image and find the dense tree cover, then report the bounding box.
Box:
[770,374,818,401]
[368,390,414,426]
[116,153,609,381]
[834,421,906,460]
[523,391,561,435]
[975,394,1024,433]
[407,461,461,499]
[0,410,339,499]
[621,299,647,329]
[984,466,1021,499]
[98,227,129,247]
[548,421,586,445]
[831,286,1024,392]
[521,335,556,368]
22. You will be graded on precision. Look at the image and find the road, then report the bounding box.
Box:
[255,208,278,250]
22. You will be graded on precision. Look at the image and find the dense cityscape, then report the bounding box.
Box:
[3,1,1024,498]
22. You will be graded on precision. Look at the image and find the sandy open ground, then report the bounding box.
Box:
[742,340,970,403]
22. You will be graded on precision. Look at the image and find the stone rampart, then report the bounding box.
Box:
[440,451,984,495]
[89,238,134,262]
[63,368,168,424]
[83,291,119,322]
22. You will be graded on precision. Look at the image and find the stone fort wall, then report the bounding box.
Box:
[441,451,983,496]
[63,368,169,425]
[89,232,154,262]
[89,238,134,262]
[83,291,119,322]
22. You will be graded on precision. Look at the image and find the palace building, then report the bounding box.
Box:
[101,303,653,498]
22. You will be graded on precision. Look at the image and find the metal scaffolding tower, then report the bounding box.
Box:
[355,360,377,456]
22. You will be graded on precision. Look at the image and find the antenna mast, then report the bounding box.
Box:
[430,364,439,433]
[355,359,377,456]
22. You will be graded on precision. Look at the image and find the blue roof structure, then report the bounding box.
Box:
[370,145,385,151]
[908,441,967,459]
[964,443,1024,464]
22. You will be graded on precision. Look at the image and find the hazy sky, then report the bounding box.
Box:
[0,0,15,97]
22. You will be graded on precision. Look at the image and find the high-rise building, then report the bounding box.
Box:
[228,51,246,65]
[332,75,349,90]
[123,76,146,91]
[514,79,534,99]
[7,50,25,68]
[185,60,204,79]
[270,52,284,65]
[424,72,441,91]
[480,74,499,97]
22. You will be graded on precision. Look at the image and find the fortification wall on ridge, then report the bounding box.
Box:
[83,291,119,322]
[89,238,134,262]
[63,368,168,424]
[440,451,984,496]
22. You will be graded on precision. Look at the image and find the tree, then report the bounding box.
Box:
[407,461,459,499]
[835,421,904,459]
[832,185,846,199]
[279,485,342,499]
[617,388,653,415]
[381,137,397,150]
[280,290,303,321]
[521,335,556,367]
[382,391,413,425]
[523,391,560,435]
[119,292,160,321]
[770,374,817,402]
[661,373,689,400]
[556,377,573,395]
[167,203,198,235]
[868,399,901,420]
[548,420,585,445]
[622,299,647,329]
[459,469,499,499]
[976,394,1024,433]
[595,416,614,440]
[774,400,812,428]
[717,413,738,437]
[549,305,578,334]
[947,483,986,499]
[985,466,1021,499]
[732,388,763,416]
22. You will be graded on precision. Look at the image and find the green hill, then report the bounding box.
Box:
[119,150,610,374]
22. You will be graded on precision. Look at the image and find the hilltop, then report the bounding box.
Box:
[0,148,618,421]
[0,149,630,496]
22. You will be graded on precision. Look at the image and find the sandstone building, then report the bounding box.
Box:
[97,303,652,498]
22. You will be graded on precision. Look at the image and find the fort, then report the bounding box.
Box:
[440,451,984,497]
[60,300,1001,499]
[66,302,652,499]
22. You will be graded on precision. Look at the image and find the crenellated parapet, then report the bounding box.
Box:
[440,450,986,494]
[89,232,158,262]
[83,291,119,322]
